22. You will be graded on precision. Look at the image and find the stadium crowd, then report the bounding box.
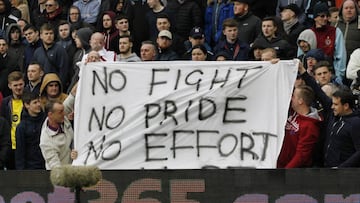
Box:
[1,0,360,170]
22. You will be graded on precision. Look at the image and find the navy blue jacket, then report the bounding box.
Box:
[15,109,45,169]
[324,111,360,167]
[33,43,69,86]
[213,38,249,61]
[24,39,42,74]
[302,72,360,167]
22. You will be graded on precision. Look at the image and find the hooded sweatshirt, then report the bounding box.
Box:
[5,23,25,71]
[277,107,322,168]
[39,73,68,108]
[97,11,118,50]
[0,0,17,37]
[67,27,93,93]
[76,27,92,51]
[297,29,317,56]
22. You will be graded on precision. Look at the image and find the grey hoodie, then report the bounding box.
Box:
[297,29,317,56]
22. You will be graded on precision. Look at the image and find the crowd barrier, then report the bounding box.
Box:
[1,169,360,202]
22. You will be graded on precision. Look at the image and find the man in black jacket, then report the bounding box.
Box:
[299,62,360,167]
[0,117,10,170]
[0,37,20,97]
[252,16,295,59]
[233,0,261,45]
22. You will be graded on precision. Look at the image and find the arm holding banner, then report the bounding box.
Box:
[73,61,297,169]
[64,84,78,161]
[63,83,77,115]
[299,62,330,167]
[299,62,332,112]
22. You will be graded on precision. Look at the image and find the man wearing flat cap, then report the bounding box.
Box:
[276,0,308,23]
[280,3,305,47]
[232,0,261,45]
[156,30,178,60]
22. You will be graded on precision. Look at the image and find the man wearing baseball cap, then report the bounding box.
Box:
[183,26,213,59]
[156,30,178,60]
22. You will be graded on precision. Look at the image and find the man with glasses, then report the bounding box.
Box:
[43,0,66,28]
[310,2,346,84]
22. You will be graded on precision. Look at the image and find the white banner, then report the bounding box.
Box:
[73,61,298,169]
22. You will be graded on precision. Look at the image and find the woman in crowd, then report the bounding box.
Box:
[191,44,208,61]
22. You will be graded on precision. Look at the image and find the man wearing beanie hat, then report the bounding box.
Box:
[276,0,308,23]
[304,48,325,76]
[233,0,261,45]
[311,2,346,84]
[280,3,305,47]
